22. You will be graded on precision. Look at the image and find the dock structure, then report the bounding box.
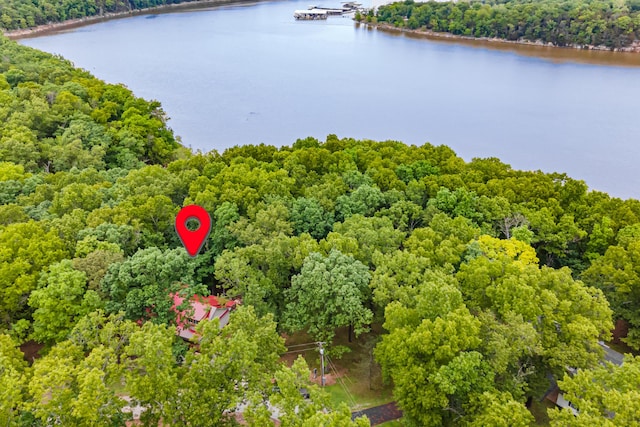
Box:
[294,8,328,20]
[294,2,363,19]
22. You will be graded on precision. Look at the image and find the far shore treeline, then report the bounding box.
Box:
[1,26,640,426]
[0,0,205,31]
[360,0,640,50]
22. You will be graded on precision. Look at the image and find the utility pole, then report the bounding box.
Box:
[319,342,326,387]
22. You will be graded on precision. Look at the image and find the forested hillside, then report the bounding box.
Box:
[1,34,640,425]
[367,0,640,49]
[0,0,199,31]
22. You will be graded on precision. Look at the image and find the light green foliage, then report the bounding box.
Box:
[214,233,320,318]
[169,306,286,426]
[0,334,28,426]
[28,260,102,344]
[549,356,640,426]
[50,183,103,216]
[231,199,293,245]
[0,220,67,325]
[376,199,424,232]
[428,187,484,224]
[28,340,126,426]
[283,250,373,344]
[124,322,177,426]
[465,391,534,427]
[375,283,482,426]
[190,157,295,214]
[266,356,330,425]
[370,249,443,307]
[476,311,541,399]
[403,213,479,269]
[458,235,613,384]
[77,222,141,256]
[69,310,138,357]
[249,355,369,426]
[323,215,405,265]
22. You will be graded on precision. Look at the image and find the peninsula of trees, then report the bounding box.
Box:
[1,34,640,425]
[362,0,640,50]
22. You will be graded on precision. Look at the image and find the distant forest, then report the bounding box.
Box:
[0,0,199,31]
[365,0,640,49]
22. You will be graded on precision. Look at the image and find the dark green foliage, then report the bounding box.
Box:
[0,36,180,172]
[290,197,334,239]
[375,0,640,49]
[0,0,201,31]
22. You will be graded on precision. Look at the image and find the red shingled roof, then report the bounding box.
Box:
[170,293,238,339]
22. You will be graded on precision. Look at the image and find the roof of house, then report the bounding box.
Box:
[172,293,235,318]
[171,293,237,335]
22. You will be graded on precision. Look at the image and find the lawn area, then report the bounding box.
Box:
[376,420,403,426]
[325,381,394,411]
[282,324,395,411]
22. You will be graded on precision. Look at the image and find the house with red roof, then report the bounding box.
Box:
[171,293,238,340]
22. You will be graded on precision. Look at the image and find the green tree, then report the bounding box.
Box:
[0,334,28,426]
[0,221,67,325]
[582,234,640,349]
[101,247,203,324]
[169,306,286,426]
[283,250,373,345]
[375,282,483,426]
[28,260,102,345]
[123,321,177,426]
[28,340,127,426]
[549,356,640,426]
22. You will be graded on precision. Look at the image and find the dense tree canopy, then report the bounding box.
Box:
[1,32,639,425]
[0,0,203,31]
[367,0,640,49]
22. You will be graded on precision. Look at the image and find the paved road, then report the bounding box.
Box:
[352,402,402,425]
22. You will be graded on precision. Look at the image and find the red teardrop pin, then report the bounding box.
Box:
[175,205,212,257]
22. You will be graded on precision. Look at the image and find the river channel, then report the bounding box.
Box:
[19,0,640,198]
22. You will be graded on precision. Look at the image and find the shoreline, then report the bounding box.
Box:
[359,21,640,54]
[2,0,272,40]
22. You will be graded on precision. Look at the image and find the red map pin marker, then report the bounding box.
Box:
[175,205,211,257]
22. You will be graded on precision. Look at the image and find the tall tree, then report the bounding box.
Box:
[28,260,102,345]
[283,250,373,345]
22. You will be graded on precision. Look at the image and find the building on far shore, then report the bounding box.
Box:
[171,293,238,340]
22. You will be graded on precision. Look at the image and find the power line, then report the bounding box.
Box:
[326,354,358,409]
[286,342,322,349]
[283,347,318,355]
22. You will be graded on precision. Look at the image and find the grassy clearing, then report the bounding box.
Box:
[282,324,395,411]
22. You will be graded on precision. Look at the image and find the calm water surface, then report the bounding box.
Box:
[20,0,640,198]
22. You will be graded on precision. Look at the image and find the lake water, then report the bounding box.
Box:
[19,0,640,199]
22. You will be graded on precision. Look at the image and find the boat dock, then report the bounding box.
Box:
[293,8,329,20]
[294,2,363,20]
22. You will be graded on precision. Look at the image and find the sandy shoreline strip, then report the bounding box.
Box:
[2,0,272,39]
